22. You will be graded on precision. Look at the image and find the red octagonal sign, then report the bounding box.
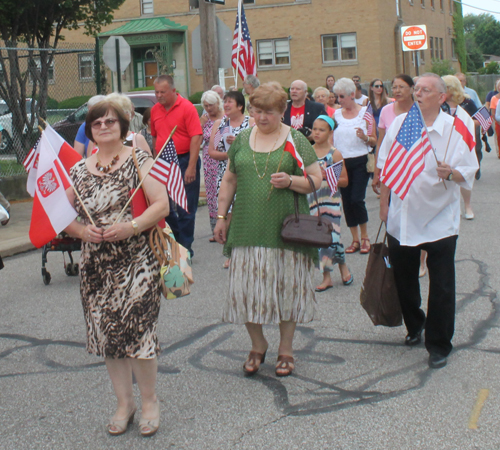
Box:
[401,25,428,52]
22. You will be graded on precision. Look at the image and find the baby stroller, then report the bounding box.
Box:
[41,233,81,285]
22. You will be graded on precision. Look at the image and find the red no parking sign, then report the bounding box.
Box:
[401,25,428,52]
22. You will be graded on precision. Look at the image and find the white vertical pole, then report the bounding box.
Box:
[234,0,242,88]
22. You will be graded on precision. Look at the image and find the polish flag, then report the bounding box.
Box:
[26,124,81,196]
[284,133,307,177]
[453,105,475,152]
[29,132,78,248]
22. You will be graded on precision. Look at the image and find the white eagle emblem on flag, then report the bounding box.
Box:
[37,169,60,198]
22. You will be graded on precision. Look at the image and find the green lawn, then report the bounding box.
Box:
[0,159,25,177]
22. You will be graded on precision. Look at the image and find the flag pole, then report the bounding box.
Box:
[113,126,177,225]
[267,129,289,200]
[234,0,242,88]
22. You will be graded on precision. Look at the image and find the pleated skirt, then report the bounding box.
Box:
[223,246,317,324]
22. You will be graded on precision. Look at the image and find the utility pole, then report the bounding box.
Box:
[199,0,219,91]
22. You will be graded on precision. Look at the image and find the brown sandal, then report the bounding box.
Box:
[243,350,267,375]
[275,355,295,377]
[345,241,360,253]
[360,238,371,254]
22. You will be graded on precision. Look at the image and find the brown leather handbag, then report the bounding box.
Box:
[281,175,333,248]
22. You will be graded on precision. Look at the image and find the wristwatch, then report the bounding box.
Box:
[446,169,453,181]
[131,220,140,236]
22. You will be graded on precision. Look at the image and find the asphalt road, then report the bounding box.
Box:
[1,148,499,449]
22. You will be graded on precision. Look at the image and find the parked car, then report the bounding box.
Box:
[0,99,37,153]
[52,92,158,145]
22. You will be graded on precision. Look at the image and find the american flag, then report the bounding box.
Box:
[472,106,493,133]
[23,135,41,172]
[363,102,375,137]
[231,4,256,82]
[149,139,188,212]
[214,120,230,150]
[380,103,433,200]
[325,160,343,196]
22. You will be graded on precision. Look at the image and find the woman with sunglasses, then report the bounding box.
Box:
[372,74,415,195]
[65,99,169,437]
[333,78,377,255]
[368,79,391,129]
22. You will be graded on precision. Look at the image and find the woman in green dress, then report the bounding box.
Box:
[214,82,322,377]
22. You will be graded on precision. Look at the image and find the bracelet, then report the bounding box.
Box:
[288,175,293,188]
[216,214,227,220]
[365,136,370,144]
[131,220,140,236]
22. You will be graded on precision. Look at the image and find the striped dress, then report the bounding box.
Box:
[308,148,346,273]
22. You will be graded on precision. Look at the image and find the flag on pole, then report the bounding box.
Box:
[380,103,433,200]
[284,133,307,177]
[472,106,493,133]
[214,121,230,150]
[29,133,78,248]
[325,160,343,196]
[149,139,189,212]
[363,103,375,137]
[25,124,82,197]
[454,105,475,152]
[231,3,257,82]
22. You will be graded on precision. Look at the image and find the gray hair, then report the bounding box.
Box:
[244,75,260,88]
[333,78,356,97]
[291,79,307,91]
[313,86,330,99]
[201,90,223,111]
[105,92,133,118]
[419,72,447,94]
[88,95,106,108]
[154,74,175,88]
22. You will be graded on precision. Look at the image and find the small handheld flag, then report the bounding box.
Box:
[325,160,343,196]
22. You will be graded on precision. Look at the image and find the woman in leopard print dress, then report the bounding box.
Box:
[65,99,169,437]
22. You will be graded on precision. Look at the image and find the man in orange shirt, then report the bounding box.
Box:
[151,75,203,257]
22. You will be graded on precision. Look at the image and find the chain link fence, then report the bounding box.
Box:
[467,74,499,104]
[0,43,99,178]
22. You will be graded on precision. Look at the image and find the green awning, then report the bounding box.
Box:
[99,17,187,36]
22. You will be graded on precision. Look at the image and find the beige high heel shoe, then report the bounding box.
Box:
[107,407,136,436]
[139,400,160,437]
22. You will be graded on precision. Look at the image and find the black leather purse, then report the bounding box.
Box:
[281,176,333,248]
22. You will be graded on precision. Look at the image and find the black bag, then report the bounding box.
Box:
[360,222,402,327]
[281,176,333,248]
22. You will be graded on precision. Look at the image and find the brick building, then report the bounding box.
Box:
[60,0,462,97]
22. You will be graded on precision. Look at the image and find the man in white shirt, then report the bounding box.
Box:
[378,73,479,369]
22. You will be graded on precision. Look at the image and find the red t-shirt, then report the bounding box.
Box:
[150,94,202,155]
[290,105,305,129]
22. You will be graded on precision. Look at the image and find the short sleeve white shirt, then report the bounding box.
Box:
[377,110,479,246]
[333,107,371,159]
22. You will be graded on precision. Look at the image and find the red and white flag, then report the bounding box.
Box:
[363,102,375,137]
[325,160,343,196]
[29,133,78,248]
[454,105,475,152]
[26,124,81,196]
[284,133,307,177]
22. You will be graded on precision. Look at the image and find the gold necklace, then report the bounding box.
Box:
[96,148,122,173]
[252,124,282,180]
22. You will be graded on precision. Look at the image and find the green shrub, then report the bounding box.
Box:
[189,91,203,104]
[430,59,455,76]
[58,95,92,110]
[195,104,204,117]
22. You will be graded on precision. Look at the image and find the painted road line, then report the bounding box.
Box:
[468,389,489,430]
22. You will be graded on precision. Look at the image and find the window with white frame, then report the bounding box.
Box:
[141,0,154,15]
[79,54,94,81]
[321,33,357,63]
[257,39,290,68]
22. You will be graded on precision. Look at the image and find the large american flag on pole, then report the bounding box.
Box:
[231,3,256,82]
[149,139,189,212]
[472,106,493,133]
[380,103,433,200]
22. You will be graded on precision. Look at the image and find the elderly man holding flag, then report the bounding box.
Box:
[378,73,478,369]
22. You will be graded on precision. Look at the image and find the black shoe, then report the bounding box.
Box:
[475,169,481,180]
[428,353,447,369]
[404,330,422,346]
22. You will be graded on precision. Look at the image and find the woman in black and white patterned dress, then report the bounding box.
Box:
[65,98,169,437]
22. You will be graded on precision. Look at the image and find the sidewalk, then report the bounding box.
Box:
[0,199,34,257]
